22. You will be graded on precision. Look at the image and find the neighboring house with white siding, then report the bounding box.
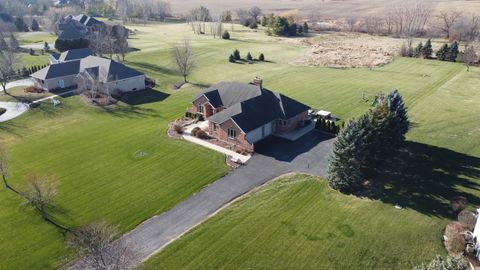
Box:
[31,49,145,93]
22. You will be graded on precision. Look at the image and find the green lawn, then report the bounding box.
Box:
[142,174,446,270]
[17,31,57,45]
[1,22,479,270]
[0,86,51,102]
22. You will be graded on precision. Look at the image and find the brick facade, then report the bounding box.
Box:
[208,120,254,152]
[275,111,309,133]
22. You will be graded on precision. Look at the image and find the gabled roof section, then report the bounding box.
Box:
[58,48,94,62]
[58,22,86,40]
[31,60,81,80]
[206,83,310,133]
[80,56,144,82]
[196,82,262,108]
[72,14,103,27]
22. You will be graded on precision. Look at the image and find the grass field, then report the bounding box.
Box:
[142,174,446,270]
[17,31,57,45]
[1,22,479,269]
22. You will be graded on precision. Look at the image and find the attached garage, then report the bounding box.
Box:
[246,121,273,144]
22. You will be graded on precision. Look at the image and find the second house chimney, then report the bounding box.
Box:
[253,77,263,89]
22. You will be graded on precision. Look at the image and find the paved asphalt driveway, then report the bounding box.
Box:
[69,131,335,269]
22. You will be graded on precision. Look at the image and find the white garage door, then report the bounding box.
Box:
[247,122,273,144]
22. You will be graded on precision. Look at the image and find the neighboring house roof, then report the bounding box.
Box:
[58,22,87,40]
[31,60,81,80]
[72,14,103,27]
[203,82,310,133]
[58,48,94,62]
[80,56,143,82]
[31,53,143,83]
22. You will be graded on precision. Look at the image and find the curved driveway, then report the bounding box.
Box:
[0,102,29,122]
[69,131,334,269]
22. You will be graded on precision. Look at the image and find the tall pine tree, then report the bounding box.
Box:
[387,89,409,147]
[436,44,449,61]
[449,41,459,62]
[421,39,433,58]
[327,119,366,192]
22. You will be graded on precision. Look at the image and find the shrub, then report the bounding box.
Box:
[249,20,258,29]
[222,30,230,39]
[173,124,183,134]
[457,210,476,231]
[444,222,466,255]
[54,38,90,52]
[246,52,253,61]
[233,49,241,60]
[229,54,235,63]
[191,127,201,136]
[259,53,265,61]
[195,129,209,139]
[29,48,34,55]
[451,196,467,213]
[0,108,6,116]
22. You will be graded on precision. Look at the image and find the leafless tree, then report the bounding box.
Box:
[66,221,135,270]
[249,6,262,22]
[462,45,477,71]
[210,16,223,39]
[385,0,432,36]
[0,49,19,95]
[0,144,19,194]
[465,14,480,43]
[235,8,250,26]
[116,38,129,62]
[437,11,463,39]
[172,39,195,83]
[345,17,357,32]
[21,174,68,231]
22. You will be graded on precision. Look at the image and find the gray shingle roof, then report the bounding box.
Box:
[31,54,143,82]
[196,82,262,108]
[58,22,86,40]
[31,60,81,80]
[58,48,94,62]
[205,82,310,133]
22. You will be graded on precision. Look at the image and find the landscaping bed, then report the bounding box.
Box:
[0,108,6,116]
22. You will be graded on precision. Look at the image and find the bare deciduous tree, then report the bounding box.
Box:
[345,17,357,32]
[249,6,262,21]
[437,11,463,39]
[21,174,65,231]
[66,221,135,270]
[172,39,195,83]
[0,49,19,95]
[462,45,477,71]
[0,144,18,194]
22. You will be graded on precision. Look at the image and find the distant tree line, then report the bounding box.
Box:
[327,90,409,192]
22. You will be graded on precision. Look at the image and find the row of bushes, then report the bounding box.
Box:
[0,108,6,116]
[17,64,48,78]
[191,127,209,139]
[315,118,341,134]
[229,49,265,63]
[185,111,204,121]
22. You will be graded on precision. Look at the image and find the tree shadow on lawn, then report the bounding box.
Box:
[367,141,480,218]
[101,104,160,118]
[121,88,169,106]
[0,121,26,137]
[127,61,177,76]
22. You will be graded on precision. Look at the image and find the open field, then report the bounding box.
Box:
[17,31,57,46]
[1,22,479,269]
[168,0,480,17]
[142,174,446,270]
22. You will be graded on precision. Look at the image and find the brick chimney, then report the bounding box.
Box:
[253,77,263,89]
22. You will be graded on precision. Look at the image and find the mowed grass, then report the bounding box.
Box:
[143,174,446,270]
[1,22,479,269]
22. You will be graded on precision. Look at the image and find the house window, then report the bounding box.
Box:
[197,104,204,113]
[58,80,65,88]
[213,124,217,131]
[227,127,236,139]
[277,120,288,126]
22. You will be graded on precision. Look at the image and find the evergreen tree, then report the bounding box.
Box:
[259,53,265,61]
[233,49,241,60]
[449,41,459,62]
[303,22,309,33]
[327,119,365,192]
[297,25,303,34]
[260,16,268,27]
[436,44,449,61]
[246,52,253,61]
[31,19,40,31]
[43,42,50,52]
[387,89,409,147]
[0,33,8,51]
[9,33,19,51]
[228,54,235,63]
[421,39,433,58]
[414,42,423,57]
[222,30,230,40]
[14,17,29,32]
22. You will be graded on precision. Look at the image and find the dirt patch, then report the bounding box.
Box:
[279,32,403,68]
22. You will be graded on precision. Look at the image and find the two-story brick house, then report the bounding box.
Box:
[189,79,310,152]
